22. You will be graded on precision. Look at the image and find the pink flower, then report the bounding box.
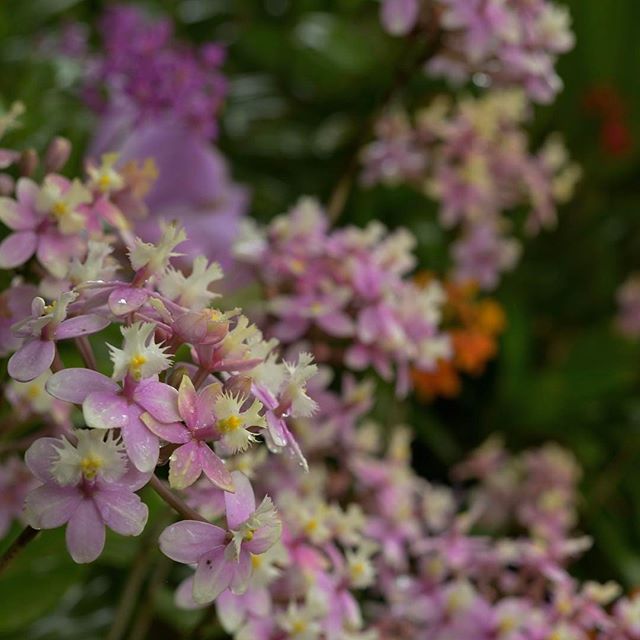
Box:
[46,367,179,472]
[159,471,281,604]
[0,176,91,277]
[380,0,420,36]
[8,291,109,382]
[24,431,150,563]
[142,375,239,492]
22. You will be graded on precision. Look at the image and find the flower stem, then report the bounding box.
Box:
[75,335,98,370]
[148,474,207,522]
[327,19,442,222]
[0,526,39,576]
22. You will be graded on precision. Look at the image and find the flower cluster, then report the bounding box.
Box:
[69,4,249,282]
[0,127,321,580]
[233,197,451,395]
[380,0,575,104]
[411,277,505,400]
[361,90,581,288]
[83,5,227,140]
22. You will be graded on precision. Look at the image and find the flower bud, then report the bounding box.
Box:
[44,136,72,172]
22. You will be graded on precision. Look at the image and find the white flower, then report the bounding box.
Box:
[159,256,223,310]
[68,240,118,285]
[233,219,267,263]
[7,370,55,414]
[281,352,318,418]
[215,392,265,454]
[128,221,186,275]
[346,547,376,589]
[86,153,125,194]
[36,177,92,235]
[51,430,127,486]
[276,602,322,640]
[230,496,281,558]
[108,322,172,381]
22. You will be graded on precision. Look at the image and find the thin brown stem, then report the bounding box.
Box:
[74,335,98,371]
[148,474,206,522]
[327,18,442,222]
[0,526,39,576]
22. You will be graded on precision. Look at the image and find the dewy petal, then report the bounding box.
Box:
[0,231,38,269]
[116,466,153,493]
[159,520,226,564]
[177,375,198,426]
[229,551,252,595]
[134,380,181,422]
[66,499,106,563]
[193,547,234,604]
[54,314,110,340]
[83,391,130,429]
[122,410,160,473]
[142,414,190,444]
[46,368,119,403]
[25,437,61,483]
[169,441,203,490]
[265,412,287,448]
[200,445,234,493]
[8,339,55,382]
[94,488,148,536]
[224,471,255,529]
[108,286,149,316]
[25,484,83,529]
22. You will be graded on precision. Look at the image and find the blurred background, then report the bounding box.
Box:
[1,0,640,637]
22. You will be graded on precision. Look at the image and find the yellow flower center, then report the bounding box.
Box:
[80,455,103,480]
[303,518,318,535]
[97,174,114,192]
[292,620,307,634]
[43,300,57,315]
[130,354,147,379]
[244,529,255,542]
[26,384,41,400]
[218,415,242,433]
[51,201,69,219]
[250,554,262,569]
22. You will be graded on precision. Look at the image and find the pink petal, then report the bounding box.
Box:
[216,589,246,631]
[25,437,61,483]
[46,368,119,403]
[381,0,419,36]
[176,577,202,610]
[0,196,33,230]
[177,375,198,425]
[0,231,37,268]
[93,488,148,536]
[224,471,255,529]
[16,177,39,211]
[37,232,84,278]
[159,520,226,564]
[200,445,234,493]
[108,286,149,316]
[116,466,153,493]
[25,484,82,529]
[193,547,234,604]
[54,314,110,340]
[66,498,106,563]
[134,380,181,422]
[122,410,160,472]
[168,441,203,490]
[229,551,252,595]
[8,339,55,382]
[265,412,287,447]
[142,414,190,444]
[83,391,130,429]
[316,310,354,337]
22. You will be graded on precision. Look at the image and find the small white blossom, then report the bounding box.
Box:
[108,321,172,381]
[128,221,186,275]
[215,392,266,453]
[51,430,127,486]
[86,153,125,194]
[36,177,92,235]
[159,256,223,309]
